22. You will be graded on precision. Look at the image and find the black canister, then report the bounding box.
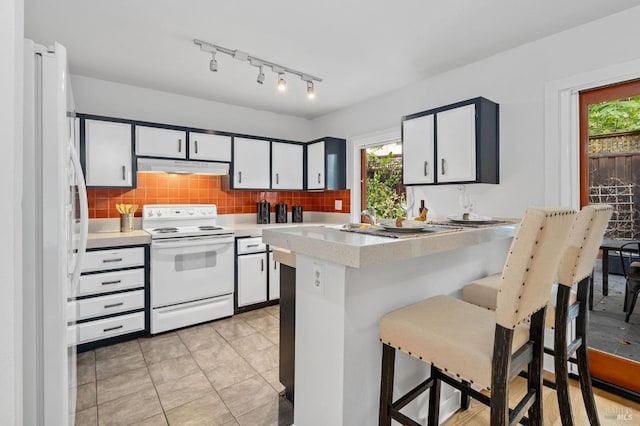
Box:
[292,205,303,223]
[275,202,288,223]
[257,200,270,224]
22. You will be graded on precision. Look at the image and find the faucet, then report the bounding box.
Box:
[361,209,377,226]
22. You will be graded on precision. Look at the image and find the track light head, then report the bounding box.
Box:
[306,81,316,99]
[277,73,287,91]
[209,52,218,72]
[257,66,265,84]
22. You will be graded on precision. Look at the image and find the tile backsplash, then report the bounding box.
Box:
[87,173,351,219]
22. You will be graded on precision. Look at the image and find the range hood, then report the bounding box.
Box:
[137,158,229,175]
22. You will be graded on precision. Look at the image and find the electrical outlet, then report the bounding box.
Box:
[311,262,325,294]
[335,200,342,211]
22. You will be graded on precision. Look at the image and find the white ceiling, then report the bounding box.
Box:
[25,1,640,119]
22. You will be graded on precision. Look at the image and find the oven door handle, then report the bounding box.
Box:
[152,238,234,249]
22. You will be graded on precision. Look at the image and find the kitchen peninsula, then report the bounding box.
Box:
[262,222,518,425]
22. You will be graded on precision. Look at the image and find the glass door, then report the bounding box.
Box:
[580,79,640,395]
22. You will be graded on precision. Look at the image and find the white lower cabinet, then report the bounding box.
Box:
[269,252,280,300]
[235,237,280,311]
[68,245,147,347]
[237,253,268,307]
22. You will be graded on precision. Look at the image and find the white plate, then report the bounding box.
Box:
[379,225,427,232]
[446,214,493,224]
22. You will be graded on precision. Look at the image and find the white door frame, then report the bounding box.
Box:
[544,58,640,208]
[349,127,401,222]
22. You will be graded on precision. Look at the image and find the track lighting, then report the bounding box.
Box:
[256,66,265,84]
[209,51,218,72]
[277,73,287,91]
[194,38,322,99]
[306,81,315,99]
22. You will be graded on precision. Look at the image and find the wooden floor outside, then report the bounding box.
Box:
[443,375,640,425]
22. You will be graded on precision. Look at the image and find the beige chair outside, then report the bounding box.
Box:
[379,207,575,426]
[461,204,613,426]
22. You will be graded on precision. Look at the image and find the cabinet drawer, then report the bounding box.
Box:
[237,237,266,254]
[77,269,144,297]
[68,290,144,322]
[68,312,145,346]
[82,247,144,272]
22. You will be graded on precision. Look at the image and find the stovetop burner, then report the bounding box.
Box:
[198,225,222,231]
[153,227,179,234]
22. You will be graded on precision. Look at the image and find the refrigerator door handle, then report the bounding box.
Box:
[69,141,89,290]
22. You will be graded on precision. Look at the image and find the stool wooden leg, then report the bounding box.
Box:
[555,286,575,426]
[379,343,395,426]
[576,279,601,426]
[528,308,546,425]
[460,380,471,410]
[427,365,441,426]
[490,325,513,426]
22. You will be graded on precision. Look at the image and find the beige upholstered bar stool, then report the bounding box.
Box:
[379,207,575,426]
[461,204,613,426]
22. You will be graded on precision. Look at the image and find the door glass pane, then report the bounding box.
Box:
[175,251,216,272]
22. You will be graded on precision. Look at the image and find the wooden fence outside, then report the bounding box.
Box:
[588,130,640,238]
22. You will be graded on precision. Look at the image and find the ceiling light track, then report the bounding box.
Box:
[194,38,321,98]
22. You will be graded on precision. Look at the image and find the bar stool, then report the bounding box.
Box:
[461,204,613,426]
[379,207,575,426]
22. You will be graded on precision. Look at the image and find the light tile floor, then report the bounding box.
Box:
[75,304,293,426]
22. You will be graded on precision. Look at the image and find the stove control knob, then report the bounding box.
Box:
[147,211,154,217]
[156,211,162,217]
[187,209,194,215]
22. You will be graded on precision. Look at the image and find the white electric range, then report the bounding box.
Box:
[143,204,234,333]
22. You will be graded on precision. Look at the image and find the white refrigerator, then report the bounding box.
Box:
[23,40,89,425]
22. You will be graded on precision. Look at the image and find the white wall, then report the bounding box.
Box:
[311,6,640,218]
[71,75,314,142]
[0,0,23,423]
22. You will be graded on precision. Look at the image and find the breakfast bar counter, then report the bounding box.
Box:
[262,222,517,426]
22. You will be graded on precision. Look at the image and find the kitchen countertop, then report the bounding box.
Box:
[262,222,518,268]
[87,230,151,249]
[86,220,343,248]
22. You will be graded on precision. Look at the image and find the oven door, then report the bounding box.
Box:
[151,235,234,308]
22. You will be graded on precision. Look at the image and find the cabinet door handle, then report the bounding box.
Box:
[274,260,277,270]
[238,171,242,184]
[424,161,428,176]
[276,173,279,185]
[102,258,123,263]
[178,139,182,153]
[122,165,126,181]
[101,280,122,286]
[195,140,198,154]
[317,173,321,184]
[103,325,123,333]
[441,158,446,175]
[104,302,124,309]
[261,259,264,271]
[247,244,260,248]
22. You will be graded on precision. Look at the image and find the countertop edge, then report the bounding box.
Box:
[262,224,518,268]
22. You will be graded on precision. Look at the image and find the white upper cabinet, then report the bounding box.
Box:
[272,142,303,190]
[402,115,435,184]
[135,126,187,159]
[402,97,499,185]
[436,104,476,183]
[233,137,271,189]
[84,119,133,187]
[189,132,231,162]
[306,141,325,189]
